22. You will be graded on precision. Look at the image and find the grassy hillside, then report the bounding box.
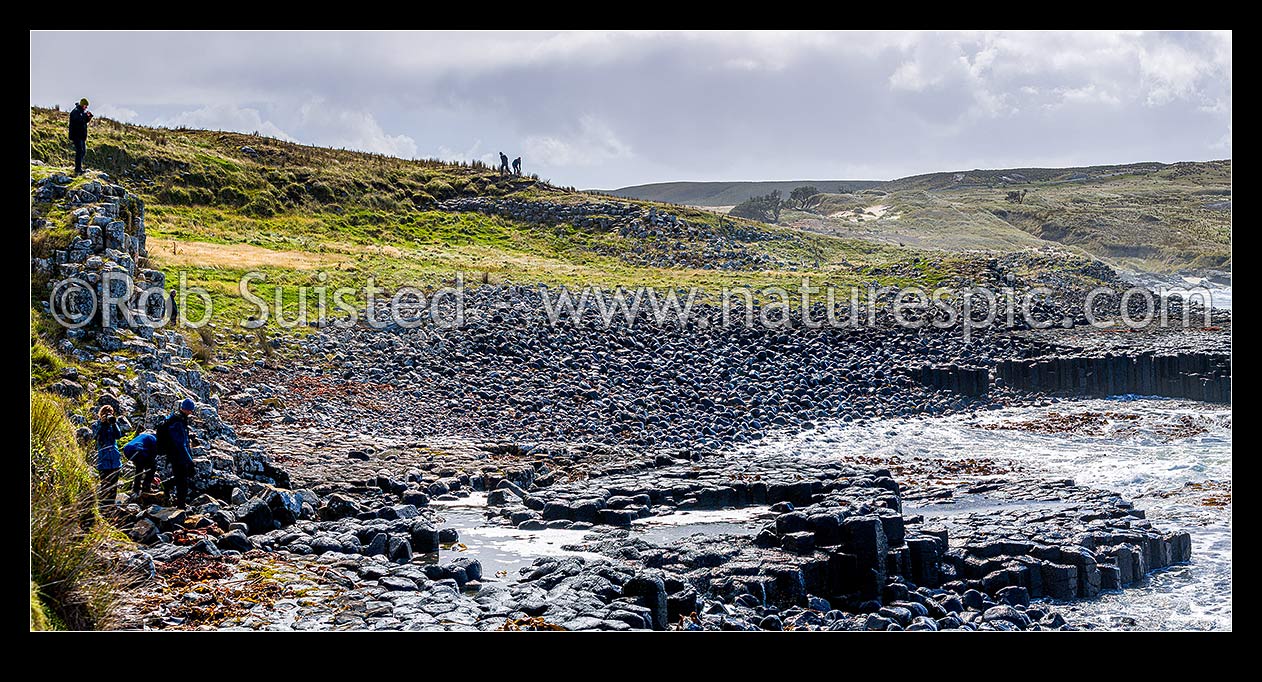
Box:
[881,161,1173,191]
[780,161,1231,274]
[30,308,129,629]
[602,179,883,206]
[31,106,1004,336]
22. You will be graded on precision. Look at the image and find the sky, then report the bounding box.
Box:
[29,30,1231,189]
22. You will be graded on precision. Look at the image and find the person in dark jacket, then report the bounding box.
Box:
[68,98,93,175]
[499,152,510,175]
[159,398,198,508]
[512,157,521,176]
[168,289,179,326]
[92,404,124,512]
[122,431,159,497]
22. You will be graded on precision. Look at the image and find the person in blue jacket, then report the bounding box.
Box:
[159,398,198,508]
[122,431,159,497]
[92,405,124,511]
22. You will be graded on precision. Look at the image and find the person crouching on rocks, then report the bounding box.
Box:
[157,399,198,509]
[122,430,160,499]
[92,405,124,512]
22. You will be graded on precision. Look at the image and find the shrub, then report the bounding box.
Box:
[364,194,401,211]
[307,181,335,203]
[243,194,280,218]
[282,182,307,203]
[188,326,216,365]
[159,185,192,205]
[30,392,125,630]
[730,191,784,223]
[31,335,64,385]
[423,179,456,200]
[216,186,249,207]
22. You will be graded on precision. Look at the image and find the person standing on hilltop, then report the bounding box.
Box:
[499,152,510,175]
[92,405,125,513]
[512,156,522,176]
[68,98,93,175]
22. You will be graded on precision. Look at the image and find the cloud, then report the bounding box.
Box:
[296,99,418,158]
[1051,84,1122,108]
[93,104,139,122]
[154,104,295,141]
[889,61,932,92]
[29,30,1231,187]
[523,115,633,167]
[437,139,496,166]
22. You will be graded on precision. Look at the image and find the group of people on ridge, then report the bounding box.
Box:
[91,398,200,513]
[68,96,527,186]
[499,152,522,176]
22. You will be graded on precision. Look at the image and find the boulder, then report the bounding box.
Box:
[622,572,668,630]
[233,498,274,535]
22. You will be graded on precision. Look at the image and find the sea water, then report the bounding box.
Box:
[751,397,1232,631]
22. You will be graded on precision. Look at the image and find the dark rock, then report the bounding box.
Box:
[381,576,418,591]
[319,493,361,521]
[623,572,668,630]
[365,533,389,556]
[388,535,413,563]
[401,490,430,507]
[217,529,252,552]
[379,504,419,521]
[982,604,1031,628]
[410,521,440,553]
[234,499,274,535]
[598,509,637,527]
[997,585,1030,607]
[782,531,815,554]
[759,614,783,631]
[128,518,159,545]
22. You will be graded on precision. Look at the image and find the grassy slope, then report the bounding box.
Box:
[30,312,129,630]
[31,106,975,334]
[602,179,884,206]
[781,161,1232,273]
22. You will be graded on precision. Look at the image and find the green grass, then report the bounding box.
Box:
[784,160,1231,274]
[31,104,1134,345]
[603,179,884,206]
[30,309,140,630]
[30,389,127,630]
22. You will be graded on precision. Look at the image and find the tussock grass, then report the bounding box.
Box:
[188,326,217,365]
[30,391,126,630]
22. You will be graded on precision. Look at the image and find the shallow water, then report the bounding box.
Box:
[1162,282,1232,311]
[908,494,1077,518]
[426,398,1230,629]
[748,397,1232,631]
[633,507,774,545]
[428,497,773,581]
[426,504,606,580]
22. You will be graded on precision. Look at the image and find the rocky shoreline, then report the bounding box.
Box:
[32,171,1229,631]
[110,424,1197,631]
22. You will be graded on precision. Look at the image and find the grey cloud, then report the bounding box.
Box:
[30,30,1230,188]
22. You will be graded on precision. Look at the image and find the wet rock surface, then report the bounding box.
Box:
[114,436,1199,631]
[104,294,1220,630]
[33,175,1225,631]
